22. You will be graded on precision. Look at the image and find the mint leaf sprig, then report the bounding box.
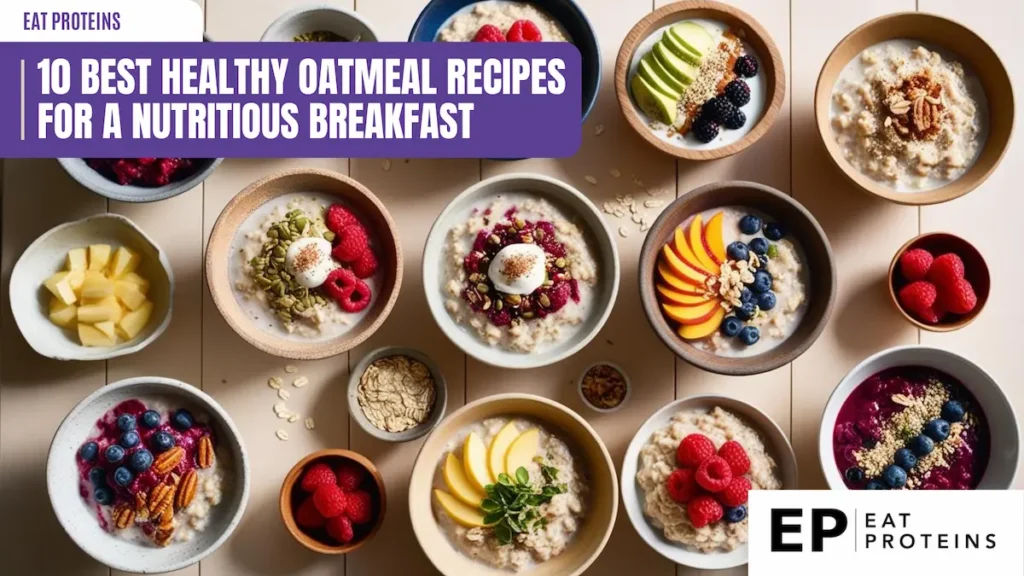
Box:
[479,462,568,545]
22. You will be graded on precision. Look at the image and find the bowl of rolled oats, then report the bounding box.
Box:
[348,346,448,442]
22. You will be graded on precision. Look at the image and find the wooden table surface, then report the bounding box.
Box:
[1,1,1021,575]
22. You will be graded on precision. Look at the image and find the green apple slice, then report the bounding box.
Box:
[643,53,687,95]
[637,60,682,101]
[670,22,715,57]
[653,42,698,85]
[631,74,678,125]
[662,31,701,66]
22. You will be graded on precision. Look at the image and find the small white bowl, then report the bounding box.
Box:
[576,361,631,413]
[47,376,250,574]
[261,5,380,42]
[348,346,448,442]
[9,214,173,361]
[621,395,798,570]
[819,345,1019,489]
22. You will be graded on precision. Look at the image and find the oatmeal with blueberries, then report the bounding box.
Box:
[437,1,571,43]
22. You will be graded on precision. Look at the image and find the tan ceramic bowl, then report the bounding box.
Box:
[409,394,617,576]
[615,0,785,160]
[888,232,990,331]
[279,449,387,554]
[815,12,1014,205]
[206,168,402,359]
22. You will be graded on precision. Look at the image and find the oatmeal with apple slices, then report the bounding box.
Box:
[444,196,598,353]
[636,407,781,552]
[438,1,570,43]
[432,418,588,571]
[76,400,227,547]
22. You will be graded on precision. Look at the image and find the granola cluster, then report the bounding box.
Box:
[709,252,762,312]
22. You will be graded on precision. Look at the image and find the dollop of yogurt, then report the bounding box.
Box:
[285,237,335,289]
[487,243,546,295]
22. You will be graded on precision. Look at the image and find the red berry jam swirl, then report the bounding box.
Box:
[462,208,580,327]
[86,158,200,187]
[832,367,989,490]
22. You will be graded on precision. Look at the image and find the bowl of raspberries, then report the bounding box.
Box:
[280,449,386,554]
[58,157,223,203]
[889,232,990,331]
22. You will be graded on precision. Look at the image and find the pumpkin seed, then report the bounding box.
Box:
[514,218,525,229]
[495,299,503,311]
[521,311,534,319]
[534,229,545,240]
[555,257,566,268]
[268,229,279,238]
[539,294,551,308]
[505,294,522,305]
[293,217,308,231]
[323,231,336,242]
[488,234,501,245]
[476,283,489,294]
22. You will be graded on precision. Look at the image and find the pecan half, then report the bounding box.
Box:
[113,503,135,530]
[134,492,149,521]
[176,469,198,510]
[153,528,174,547]
[159,505,174,530]
[153,446,185,475]
[197,436,214,469]
[148,482,176,518]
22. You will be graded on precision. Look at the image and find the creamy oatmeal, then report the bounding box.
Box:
[437,1,571,43]
[830,41,988,191]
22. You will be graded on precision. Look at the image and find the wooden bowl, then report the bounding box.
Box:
[639,181,836,376]
[614,0,785,160]
[279,449,387,554]
[888,232,990,331]
[206,168,401,359]
[815,12,1014,205]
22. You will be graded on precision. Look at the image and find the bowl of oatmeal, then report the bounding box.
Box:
[639,181,836,376]
[423,173,619,369]
[47,376,249,573]
[409,393,617,575]
[816,13,1014,205]
[58,157,223,203]
[206,168,402,360]
[621,395,797,569]
[615,0,785,160]
[820,345,1018,490]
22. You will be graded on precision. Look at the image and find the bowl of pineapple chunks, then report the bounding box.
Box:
[10,214,173,361]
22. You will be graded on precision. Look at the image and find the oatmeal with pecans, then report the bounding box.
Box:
[830,41,988,191]
[437,1,571,43]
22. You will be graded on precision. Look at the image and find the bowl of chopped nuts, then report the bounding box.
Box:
[262,5,379,42]
[348,346,448,443]
[577,362,631,413]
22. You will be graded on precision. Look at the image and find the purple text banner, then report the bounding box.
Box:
[0,42,582,159]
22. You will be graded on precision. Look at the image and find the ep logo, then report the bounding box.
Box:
[771,508,848,552]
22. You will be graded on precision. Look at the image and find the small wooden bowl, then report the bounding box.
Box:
[279,449,387,554]
[888,232,990,331]
[206,168,402,359]
[614,0,785,160]
[815,12,1014,205]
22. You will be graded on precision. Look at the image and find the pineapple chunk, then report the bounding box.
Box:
[109,247,140,278]
[114,281,147,311]
[78,304,117,324]
[118,300,153,339]
[67,269,86,291]
[44,271,77,305]
[78,323,116,347]
[88,244,112,271]
[80,271,114,299]
[96,295,124,323]
[119,272,150,294]
[67,248,88,271]
[94,321,117,339]
[49,299,78,328]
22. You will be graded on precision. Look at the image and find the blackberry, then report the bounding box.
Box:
[691,116,719,143]
[703,96,735,124]
[724,79,751,106]
[723,108,746,130]
[734,54,758,78]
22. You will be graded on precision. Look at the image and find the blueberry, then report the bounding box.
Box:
[735,301,757,321]
[120,431,140,449]
[941,400,965,423]
[844,467,864,483]
[751,270,773,294]
[757,291,777,311]
[89,466,107,487]
[909,435,935,457]
[129,449,154,473]
[726,241,749,262]
[882,464,907,489]
[113,466,134,487]
[151,431,176,453]
[738,326,760,346]
[749,237,769,255]
[763,222,786,240]
[93,486,115,505]
[172,409,194,431]
[79,441,99,462]
[923,419,950,442]
[104,444,125,464]
[116,413,137,432]
[739,215,762,235]
[725,505,747,523]
[720,316,744,337]
[141,410,161,429]
[865,480,887,490]
[893,448,917,470]
[739,288,753,303]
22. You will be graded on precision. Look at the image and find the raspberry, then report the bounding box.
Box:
[300,462,338,493]
[546,282,571,312]
[336,461,366,492]
[677,434,716,468]
[687,495,723,528]
[312,483,348,518]
[719,476,751,507]
[506,19,542,42]
[322,268,357,302]
[295,496,327,528]
[899,248,933,281]
[345,490,373,524]
[695,455,733,493]
[941,277,977,315]
[326,514,355,544]
[472,24,505,42]
[717,441,751,476]
[898,281,938,314]
[331,225,369,263]
[927,253,965,289]
[334,279,372,313]
[326,204,359,234]
[665,468,699,504]
[912,304,944,324]
[351,249,378,279]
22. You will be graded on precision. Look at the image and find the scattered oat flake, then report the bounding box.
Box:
[305,417,315,430]
[288,414,300,423]
[584,175,598,186]
[382,159,392,171]
[277,410,292,420]
[275,430,289,441]
[284,365,298,374]
[631,212,643,224]
[293,376,309,388]
[268,377,283,390]
[273,402,287,414]
[593,124,605,136]
[644,200,664,208]
[278,389,291,400]
[609,168,621,178]
[618,226,630,238]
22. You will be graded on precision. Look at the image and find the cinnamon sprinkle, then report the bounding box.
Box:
[291,244,321,273]
[500,253,537,281]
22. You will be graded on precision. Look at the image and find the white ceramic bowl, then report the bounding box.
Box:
[423,173,620,369]
[261,5,380,42]
[47,376,250,573]
[9,214,173,361]
[57,158,222,203]
[621,395,798,570]
[348,346,448,442]
[576,361,631,414]
[819,345,1019,489]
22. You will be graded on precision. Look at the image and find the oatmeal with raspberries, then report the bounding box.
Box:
[437,1,571,43]
[830,41,988,191]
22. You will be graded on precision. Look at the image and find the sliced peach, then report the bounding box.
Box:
[657,284,712,306]
[659,262,698,292]
[673,227,712,276]
[662,244,709,287]
[662,299,720,326]
[703,212,727,265]
[678,307,725,340]
[687,215,719,273]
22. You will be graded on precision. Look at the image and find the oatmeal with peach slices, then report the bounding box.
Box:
[437,1,571,43]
